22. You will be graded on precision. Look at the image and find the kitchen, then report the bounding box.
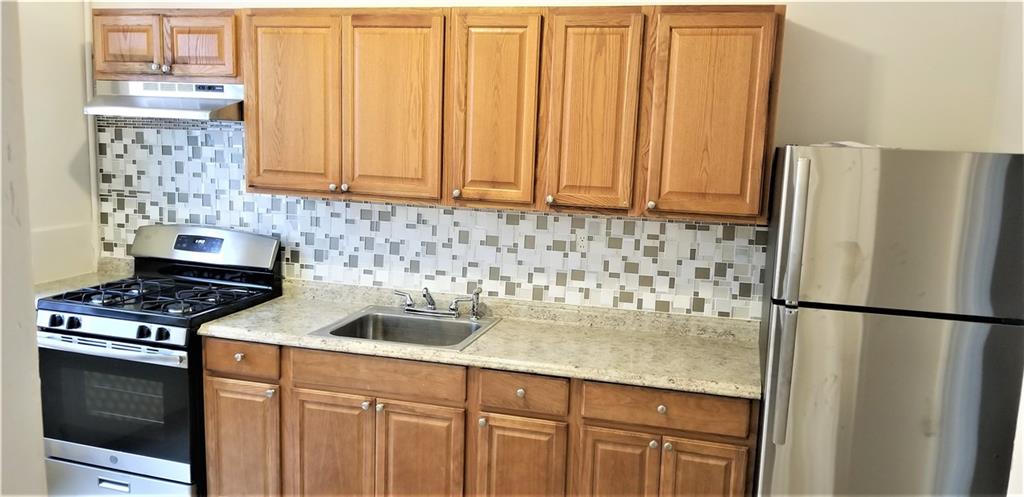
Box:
[1,1,1022,496]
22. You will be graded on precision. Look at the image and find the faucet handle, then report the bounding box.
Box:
[394,290,415,308]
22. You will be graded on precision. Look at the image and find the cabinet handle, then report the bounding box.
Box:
[452,188,461,198]
[150,62,160,72]
[478,417,487,427]
[233,352,245,362]
[328,183,338,192]
[545,195,555,205]
[515,388,526,398]
[265,389,276,398]
[161,64,171,73]
[361,401,371,411]
[657,404,667,415]
[376,403,385,412]
[664,442,674,452]
[340,183,350,192]
[647,200,657,210]
[648,440,659,449]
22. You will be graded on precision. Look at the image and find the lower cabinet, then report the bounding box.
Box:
[473,413,567,497]
[659,437,748,497]
[204,376,281,497]
[376,399,465,497]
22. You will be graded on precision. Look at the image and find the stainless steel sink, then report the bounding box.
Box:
[308,306,499,350]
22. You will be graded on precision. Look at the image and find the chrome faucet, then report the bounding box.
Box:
[422,288,437,310]
[394,290,415,308]
[449,287,482,321]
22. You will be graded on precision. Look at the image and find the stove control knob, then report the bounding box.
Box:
[48,314,65,328]
[65,316,82,330]
[155,328,171,341]
[136,326,152,339]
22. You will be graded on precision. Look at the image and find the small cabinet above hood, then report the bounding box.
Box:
[84,81,243,121]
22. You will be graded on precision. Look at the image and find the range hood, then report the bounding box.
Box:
[84,81,243,121]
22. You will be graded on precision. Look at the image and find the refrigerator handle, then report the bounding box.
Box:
[775,156,811,304]
[772,307,799,445]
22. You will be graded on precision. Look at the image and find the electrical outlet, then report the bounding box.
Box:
[575,232,588,252]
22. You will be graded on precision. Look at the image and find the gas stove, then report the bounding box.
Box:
[36,224,281,495]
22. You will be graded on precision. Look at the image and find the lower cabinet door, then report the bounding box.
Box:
[658,437,747,497]
[578,425,661,497]
[472,413,567,497]
[375,399,465,497]
[283,388,374,496]
[204,376,281,497]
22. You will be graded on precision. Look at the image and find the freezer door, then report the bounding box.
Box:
[759,306,1024,496]
[773,146,1023,320]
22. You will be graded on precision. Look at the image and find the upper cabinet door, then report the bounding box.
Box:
[543,13,644,210]
[658,437,747,497]
[244,15,342,194]
[375,399,465,497]
[163,15,238,77]
[94,15,162,75]
[342,14,445,200]
[446,11,542,205]
[644,12,777,216]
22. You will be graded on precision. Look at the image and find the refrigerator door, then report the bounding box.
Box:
[759,306,1024,496]
[771,146,1023,320]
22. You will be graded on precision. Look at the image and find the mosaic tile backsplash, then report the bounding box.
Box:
[96,117,769,320]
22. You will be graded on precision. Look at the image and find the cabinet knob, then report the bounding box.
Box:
[515,388,526,398]
[478,417,487,427]
[264,389,276,398]
[328,183,338,192]
[161,64,171,73]
[648,440,659,449]
[545,195,555,205]
[340,183,350,192]
[657,404,667,415]
[647,200,657,210]
[361,401,371,411]
[150,62,160,72]
[452,188,461,198]
[664,442,674,452]
[233,352,245,362]
[376,403,385,412]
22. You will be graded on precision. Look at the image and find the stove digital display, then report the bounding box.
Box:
[174,235,223,254]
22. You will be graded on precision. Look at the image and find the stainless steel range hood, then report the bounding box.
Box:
[84,81,243,121]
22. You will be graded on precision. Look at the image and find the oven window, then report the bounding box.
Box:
[39,347,192,464]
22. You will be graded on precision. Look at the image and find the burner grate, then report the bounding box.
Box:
[54,277,265,317]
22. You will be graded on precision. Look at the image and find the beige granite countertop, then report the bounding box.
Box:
[200,280,763,399]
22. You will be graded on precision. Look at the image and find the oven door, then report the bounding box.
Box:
[37,332,194,483]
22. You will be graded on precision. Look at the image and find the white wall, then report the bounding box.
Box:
[775,2,1023,153]
[1,1,49,493]
[20,1,96,284]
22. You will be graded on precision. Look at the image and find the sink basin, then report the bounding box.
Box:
[308,306,499,350]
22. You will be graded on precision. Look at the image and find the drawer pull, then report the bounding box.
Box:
[515,388,526,398]
[361,401,371,411]
[656,404,667,415]
[648,440,658,449]
[664,442,674,451]
[233,352,245,362]
[478,417,487,427]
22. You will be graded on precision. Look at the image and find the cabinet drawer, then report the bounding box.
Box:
[581,382,750,438]
[289,348,466,404]
[204,337,280,381]
[477,369,569,417]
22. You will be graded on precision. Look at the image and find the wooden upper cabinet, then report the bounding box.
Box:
[342,14,445,200]
[284,388,374,496]
[472,413,567,497]
[578,425,661,497]
[659,437,748,497]
[644,12,778,216]
[446,11,542,205]
[244,14,342,194]
[375,399,465,497]
[94,15,162,75]
[543,12,644,210]
[204,376,280,497]
[163,15,237,77]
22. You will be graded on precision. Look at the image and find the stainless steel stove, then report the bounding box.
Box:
[36,225,281,496]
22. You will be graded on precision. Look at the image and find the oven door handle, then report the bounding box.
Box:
[37,335,188,369]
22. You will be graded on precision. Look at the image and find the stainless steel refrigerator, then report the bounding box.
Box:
[758,145,1024,495]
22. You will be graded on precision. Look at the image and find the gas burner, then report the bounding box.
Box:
[166,302,194,315]
[89,293,118,305]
